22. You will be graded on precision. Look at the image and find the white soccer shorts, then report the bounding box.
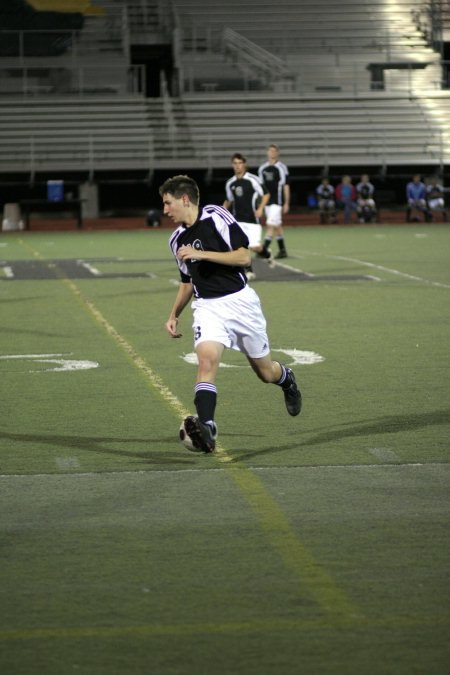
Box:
[191,285,270,359]
[264,204,283,226]
[238,221,263,248]
[428,197,444,210]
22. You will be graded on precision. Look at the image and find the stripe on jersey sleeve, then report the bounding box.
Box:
[169,226,189,276]
[201,204,238,249]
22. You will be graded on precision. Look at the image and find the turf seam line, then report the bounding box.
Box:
[1,461,447,479]
[1,613,450,641]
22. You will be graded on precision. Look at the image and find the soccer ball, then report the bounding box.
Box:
[179,416,201,452]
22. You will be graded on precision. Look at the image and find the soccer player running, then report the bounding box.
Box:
[258,143,291,258]
[161,175,301,453]
[223,152,273,280]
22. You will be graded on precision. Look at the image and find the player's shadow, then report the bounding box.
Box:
[0,430,194,466]
[231,409,449,462]
[299,409,449,447]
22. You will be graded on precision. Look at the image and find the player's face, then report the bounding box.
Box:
[232,158,246,177]
[162,192,185,224]
[267,146,279,162]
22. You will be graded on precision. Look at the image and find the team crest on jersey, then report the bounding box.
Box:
[188,238,204,262]
[235,186,244,197]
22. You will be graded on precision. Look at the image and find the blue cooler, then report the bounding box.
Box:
[47,180,64,202]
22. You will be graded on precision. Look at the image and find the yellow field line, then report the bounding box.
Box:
[227,467,357,617]
[1,614,449,642]
[16,240,358,620]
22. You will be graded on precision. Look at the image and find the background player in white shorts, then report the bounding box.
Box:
[258,144,291,259]
[161,175,301,453]
[223,152,273,280]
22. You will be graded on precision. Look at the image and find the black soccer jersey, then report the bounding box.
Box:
[317,184,334,199]
[356,182,374,199]
[224,171,266,223]
[258,161,289,206]
[169,204,249,299]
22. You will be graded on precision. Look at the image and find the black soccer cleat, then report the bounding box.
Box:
[184,415,217,453]
[275,250,287,259]
[256,248,275,268]
[282,368,302,416]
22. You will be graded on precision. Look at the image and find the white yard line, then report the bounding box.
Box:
[78,261,101,276]
[296,251,450,289]
[273,260,314,276]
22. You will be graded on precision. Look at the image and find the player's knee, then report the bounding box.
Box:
[195,346,218,373]
[197,354,218,372]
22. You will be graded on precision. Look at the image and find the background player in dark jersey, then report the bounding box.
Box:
[316,177,336,224]
[223,152,273,280]
[258,144,291,258]
[161,175,301,453]
[356,174,377,223]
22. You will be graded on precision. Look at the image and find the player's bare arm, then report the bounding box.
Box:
[177,245,251,268]
[165,282,193,338]
[283,184,291,214]
[255,192,270,219]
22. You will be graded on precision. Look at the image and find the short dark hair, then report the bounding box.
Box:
[159,175,200,204]
[231,152,247,163]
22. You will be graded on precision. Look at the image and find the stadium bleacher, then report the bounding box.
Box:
[0,0,448,208]
[2,90,448,173]
[0,97,153,173]
[174,0,442,92]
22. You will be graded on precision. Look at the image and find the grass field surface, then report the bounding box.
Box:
[0,224,449,674]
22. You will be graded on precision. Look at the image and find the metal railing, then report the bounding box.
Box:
[222,28,292,88]
[411,0,446,54]
[177,55,450,95]
[0,64,146,97]
[160,70,178,158]
[0,23,127,61]
[179,23,434,60]
[1,127,448,177]
[0,134,154,180]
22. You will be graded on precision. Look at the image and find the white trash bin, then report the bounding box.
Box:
[2,203,24,231]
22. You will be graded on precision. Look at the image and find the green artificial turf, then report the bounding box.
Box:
[0,224,449,674]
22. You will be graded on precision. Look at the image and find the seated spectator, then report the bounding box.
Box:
[356,174,377,223]
[316,177,336,224]
[335,175,357,224]
[426,175,447,221]
[406,174,431,222]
